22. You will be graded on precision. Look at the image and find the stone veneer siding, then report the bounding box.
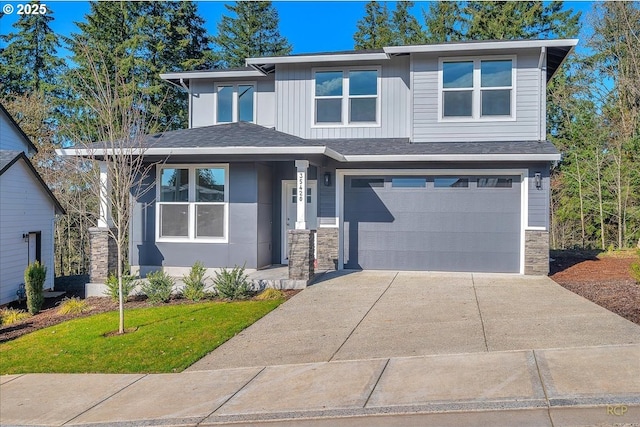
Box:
[89,227,117,283]
[316,227,339,270]
[525,230,550,275]
[288,229,315,282]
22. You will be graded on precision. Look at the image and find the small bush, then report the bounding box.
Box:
[24,261,47,315]
[255,288,286,301]
[141,270,175,304]
[57,298,91,316]
[182,261,209,301]
[214,265,252,300]
[104,272,138,303]
[0,308,31,326]
[631,250,640,284]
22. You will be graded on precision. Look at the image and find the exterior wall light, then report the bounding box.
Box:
[535,172,542,190]
[324,172,332,187]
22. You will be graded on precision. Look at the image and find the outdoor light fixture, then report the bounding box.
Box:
[324,172,332,187]
[535,172,542,190]
[22,233,29,242]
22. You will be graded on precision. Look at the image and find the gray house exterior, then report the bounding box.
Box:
[66,39,576,281]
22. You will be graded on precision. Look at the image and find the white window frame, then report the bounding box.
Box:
[438,55,516,122]
[214,82,257,124]
[311,66,381,128]
[156,164,229,243]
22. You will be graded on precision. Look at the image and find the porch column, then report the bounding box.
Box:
[294,160,309,230]
[97,161,113,228]
[89,161,116,285]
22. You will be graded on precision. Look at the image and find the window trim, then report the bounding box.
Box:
[311,66,381,128]
[438,55,516,122]
[156,164,229,243]
[214,82,257,124]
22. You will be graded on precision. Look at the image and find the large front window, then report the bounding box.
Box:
[157,165,228,242]
[440,57,514,120]
[216,83,255,124]
[314,68,379,125]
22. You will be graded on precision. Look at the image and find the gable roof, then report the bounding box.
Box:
[57,122,560,162]
[0,150,65,215]
[0,102,38,154]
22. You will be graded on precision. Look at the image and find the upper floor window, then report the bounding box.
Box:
[440,57,514,120]
[313,68,380,126]
[216,83,255,124]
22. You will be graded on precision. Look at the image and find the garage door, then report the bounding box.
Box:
[343,175,521,273]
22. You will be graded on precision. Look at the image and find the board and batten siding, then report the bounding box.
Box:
[0,160,55,305]
[275,56,410,139]
[190,78,275,129]
[412,48,542,142]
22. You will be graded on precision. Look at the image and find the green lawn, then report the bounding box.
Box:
[0,300,283,374]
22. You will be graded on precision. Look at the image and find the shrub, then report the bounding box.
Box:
[57,297,91,316]
[255,288,286,301]
[182,261,209,301]
[24,261,47,315]
[630,250,640,284]
[214,265,252,300]
[0,308,31,326]
[104,272,138,303]
[141,270,175,304]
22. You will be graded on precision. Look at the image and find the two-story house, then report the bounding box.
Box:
[65,39,576,283]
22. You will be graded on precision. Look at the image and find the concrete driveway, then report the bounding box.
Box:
[188,271,640,371]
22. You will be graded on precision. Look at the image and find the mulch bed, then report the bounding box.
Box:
[550,251,640,326]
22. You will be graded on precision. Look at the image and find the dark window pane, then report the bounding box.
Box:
[238,85,254,122]
[160,168,189,202]
[482,90,511,116]
[481,60,512,87]
[196,168,225,202]
[349,70,377,95]
[316,98,342,123]
[392,177,426,188]
[478,177,513,188]
[315,71,343,96]
[217,86,233,122]
[196,204,225,238]
[351,178,384,188]
[434,177,469,188]
[160,204,189,237]
[443,91,472,117]
[443,61,473,88]
[349,97,376,122]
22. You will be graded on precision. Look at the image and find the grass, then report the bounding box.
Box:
[0,299,283,374]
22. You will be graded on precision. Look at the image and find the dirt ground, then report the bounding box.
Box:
[550,250,640,326]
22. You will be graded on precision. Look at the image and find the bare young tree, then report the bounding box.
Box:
[62,45,161,334]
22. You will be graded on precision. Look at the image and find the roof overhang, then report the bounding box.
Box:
[383,39,578,54]
[160,69,266,81]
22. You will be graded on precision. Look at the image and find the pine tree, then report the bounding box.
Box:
[0,0,64,97]
[212,1,292,68]
[353,1,394,50]
[423,1,463,43]
[391,1,425,46]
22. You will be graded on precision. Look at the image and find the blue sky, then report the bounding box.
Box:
[1,1,594,58]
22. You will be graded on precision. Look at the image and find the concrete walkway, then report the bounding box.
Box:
[2,271,640,426]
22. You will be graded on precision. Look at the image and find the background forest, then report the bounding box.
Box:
[1,1,638,278]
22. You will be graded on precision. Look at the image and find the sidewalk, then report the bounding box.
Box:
[2,344,639,426]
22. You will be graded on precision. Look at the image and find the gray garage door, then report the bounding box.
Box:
[343,175,521,273]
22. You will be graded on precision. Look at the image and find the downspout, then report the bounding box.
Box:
[538,47,547,142]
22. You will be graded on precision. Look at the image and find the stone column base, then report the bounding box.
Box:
[88,227,117,283]
[525,230,550,275]
[316,228,338,270]
[288,229,315,283]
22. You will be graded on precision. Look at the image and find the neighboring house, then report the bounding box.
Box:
[63,39,576,281]
[0,103,65,305]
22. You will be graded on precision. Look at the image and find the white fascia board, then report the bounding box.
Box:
[160,70,266,80]
[384,39,579,54]
[342,153,562,162]
[246,52,389,66]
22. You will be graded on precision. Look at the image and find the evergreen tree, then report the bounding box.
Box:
[391,1,425,46]
[0,1,64,97]
[353,1,394,49]
[423,1,463,43]
[212,1,291,68]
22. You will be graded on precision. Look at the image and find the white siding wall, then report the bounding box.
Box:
[0,160,55,305]
[275,56,410,139]
[0,113,31,153]
[190,77,275,129]
[413,49,541,142]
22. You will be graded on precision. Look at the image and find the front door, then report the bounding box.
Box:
[282,180,317,263]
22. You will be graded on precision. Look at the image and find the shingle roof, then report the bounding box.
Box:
[0,150,23,171]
